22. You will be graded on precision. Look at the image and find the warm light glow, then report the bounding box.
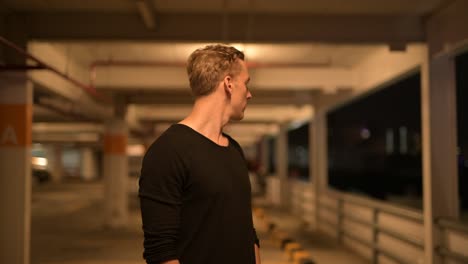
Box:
[289,120,307,130]
[228,43,258,60]
[32,157,48,167]
[127,144,145,156]
[229,43,245,52]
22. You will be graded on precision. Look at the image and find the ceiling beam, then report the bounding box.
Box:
[32,132,100,143]
[105,89,319,105]
[93,66,356,91]
[15,12,424,43]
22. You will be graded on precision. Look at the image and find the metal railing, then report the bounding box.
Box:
[436,218,468,263]
[318,191,424,264]
[288,180,468,264]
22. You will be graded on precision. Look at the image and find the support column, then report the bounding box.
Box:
[103,119,128,228]
[257,136,269,197]
[309,120,318,230]
[276,123,289,208]
[46,145,63,183]
[81,147,98,181]
[313,108,329,193]
[310,106,328,231]
[260,136,269,176]
[423,1,468,262]
[0,72,32,264]
[421,52,459,264]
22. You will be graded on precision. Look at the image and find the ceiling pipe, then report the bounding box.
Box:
[35,94,102,122]
[0,36,109,103]
[0,64,46,71]
[136,0,156,29]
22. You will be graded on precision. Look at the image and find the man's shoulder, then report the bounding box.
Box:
[148,124,190,151]
[224,133,244,156]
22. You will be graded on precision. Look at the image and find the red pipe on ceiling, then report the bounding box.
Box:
[0,36,109,103]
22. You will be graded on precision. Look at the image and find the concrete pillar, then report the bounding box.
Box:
[309,120,318,230]
[103,119,128,227]
[310,106,328,231]
[260,136,269,175]
[81,147,98,181]
[46,145,63,183]
[421,52,459,264]
[0,72,32,264]
[423,2,468,262]
[312,108,329,193]
[276,123,289,208]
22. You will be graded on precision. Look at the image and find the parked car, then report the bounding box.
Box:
[32,168,50,183]
[32,156,50,184]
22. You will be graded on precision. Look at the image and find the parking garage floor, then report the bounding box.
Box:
[31,181,369,264]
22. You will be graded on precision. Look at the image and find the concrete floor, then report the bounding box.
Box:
[253,204,370,264]
[31,181,369,264]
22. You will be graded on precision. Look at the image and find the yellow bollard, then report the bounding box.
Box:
[284,242,302,260]
[292,250,312,264]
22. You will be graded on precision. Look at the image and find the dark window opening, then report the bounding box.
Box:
[288,122,310,181]
[327,73,422,209]
[267,136,277,175]
[456,51,468,222]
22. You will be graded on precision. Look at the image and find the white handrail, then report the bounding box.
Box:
[327,189,423,222]
[317,189,424,264]
[436,218,468,262]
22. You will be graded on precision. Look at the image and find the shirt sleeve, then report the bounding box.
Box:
[138,140,187,264]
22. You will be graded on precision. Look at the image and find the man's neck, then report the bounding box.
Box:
[179,95,230,145]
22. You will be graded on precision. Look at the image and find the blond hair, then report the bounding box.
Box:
[187,44,245,96]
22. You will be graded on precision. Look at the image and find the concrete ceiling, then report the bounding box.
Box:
[2,0,447,15]
[26,41,427,146]
[49,42,379,67]
[1,0,434,146]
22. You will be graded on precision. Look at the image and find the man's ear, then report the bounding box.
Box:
[224,75,233,95]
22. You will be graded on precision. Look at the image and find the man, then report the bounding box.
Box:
[139,44,261,264]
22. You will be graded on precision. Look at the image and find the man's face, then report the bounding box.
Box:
[230,60,252,121]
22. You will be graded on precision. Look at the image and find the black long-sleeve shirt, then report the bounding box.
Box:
[139,124,258,264]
